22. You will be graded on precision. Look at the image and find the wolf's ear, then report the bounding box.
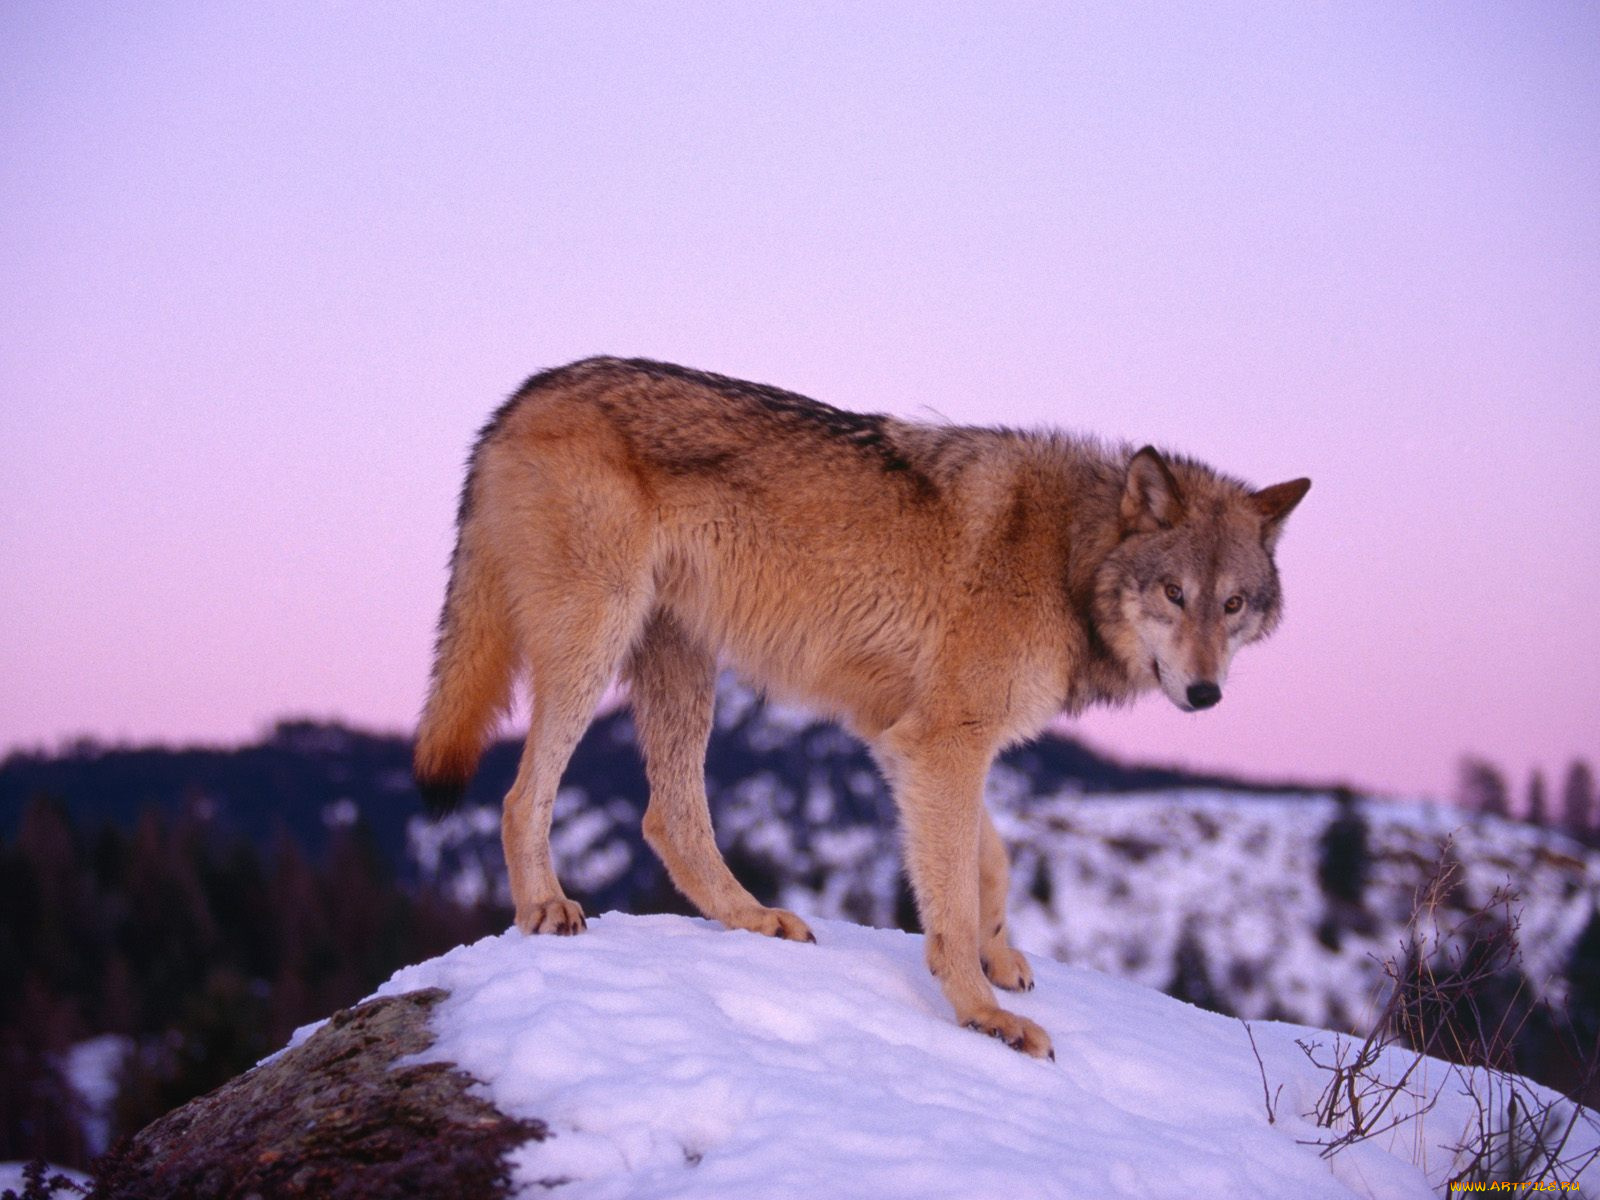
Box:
[1251,477,1311,548]
[1121,446,1185,534]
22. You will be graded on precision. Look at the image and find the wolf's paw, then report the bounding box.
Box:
[982,946,1035,993]
[961,1006,1054,1060]
[516,899,587,936]
[727,906,816,943]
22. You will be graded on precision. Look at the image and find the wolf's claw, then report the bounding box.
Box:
[959,1007,1053,1059]
[516,899,588,937]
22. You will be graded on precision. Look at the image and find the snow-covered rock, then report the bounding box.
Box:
[94,989,541,1199]
[343,913,1594,1199]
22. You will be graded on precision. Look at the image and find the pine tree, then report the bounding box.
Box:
[1457,756,1509,818]
[1166,917,1232,1016]
[1526,769,1549,826]
[1565,907,1600,1051]
[0,975,87,1165]
[1562,760,1597,841]
[1317,787,1370,905]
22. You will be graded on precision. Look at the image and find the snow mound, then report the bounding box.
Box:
[359,914,1595,1199]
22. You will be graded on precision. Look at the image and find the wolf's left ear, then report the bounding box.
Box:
[1250,477,1311,548]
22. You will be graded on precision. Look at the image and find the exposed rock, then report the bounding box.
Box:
[92,989,543,1199]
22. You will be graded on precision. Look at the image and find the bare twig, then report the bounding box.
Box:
[1241,1020,1282,1125]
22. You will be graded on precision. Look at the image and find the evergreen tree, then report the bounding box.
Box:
[1565,908,1600,1044]
[1315,788,1372,950]
[1562,760,1596,841]
[1559,907,1600,1099]
[1166,918,1231,1016]
[1317,788,1369,905]
[1526,769,1549,827]
[1457,756,1509,817]
[0,975,86,1166]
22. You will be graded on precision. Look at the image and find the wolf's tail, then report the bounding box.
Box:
[413,520,518,815]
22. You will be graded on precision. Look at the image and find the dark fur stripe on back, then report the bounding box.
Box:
[613,358,915,473]
[455,358,935,541]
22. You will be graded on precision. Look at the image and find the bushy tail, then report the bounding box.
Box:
[413,538,517,815]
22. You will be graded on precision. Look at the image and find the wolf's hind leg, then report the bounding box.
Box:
[504,582,651,936]
[626,613,814,943]
[978,811,1033,992]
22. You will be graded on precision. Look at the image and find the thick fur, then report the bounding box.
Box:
[415,357,1309,1058]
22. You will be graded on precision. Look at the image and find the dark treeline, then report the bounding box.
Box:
[0,796,507,1170]
[1458,756,1598,842]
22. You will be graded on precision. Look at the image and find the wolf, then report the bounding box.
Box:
[414,357,1309,1058]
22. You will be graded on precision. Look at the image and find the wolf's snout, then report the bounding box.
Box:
[1186,681,1222,710]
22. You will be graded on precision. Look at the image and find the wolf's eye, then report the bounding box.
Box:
[1224,595,1245,615]
[1164,583,1184,607]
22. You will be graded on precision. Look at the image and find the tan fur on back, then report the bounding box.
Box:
[415,357,1309,1058]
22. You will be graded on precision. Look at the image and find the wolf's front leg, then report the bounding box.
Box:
[979,810,1033,993]
[878,730,1053,1060]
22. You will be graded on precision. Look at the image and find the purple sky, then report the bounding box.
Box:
[3,5,1596,801]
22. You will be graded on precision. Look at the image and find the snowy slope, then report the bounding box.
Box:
[995,789,1599,1031]
[338,914,1599,1199]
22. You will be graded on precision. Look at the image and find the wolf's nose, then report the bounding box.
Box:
[1187,681,1222,710]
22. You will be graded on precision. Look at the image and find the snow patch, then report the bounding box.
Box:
[0,1162,89,1197]
[63,1034,131,1158]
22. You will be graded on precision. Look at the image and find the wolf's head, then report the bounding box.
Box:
[1093,446,1310,712]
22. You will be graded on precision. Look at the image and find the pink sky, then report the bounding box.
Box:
[3,4,1596,801]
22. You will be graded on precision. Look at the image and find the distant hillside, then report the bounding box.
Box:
[0,681,1322,876]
